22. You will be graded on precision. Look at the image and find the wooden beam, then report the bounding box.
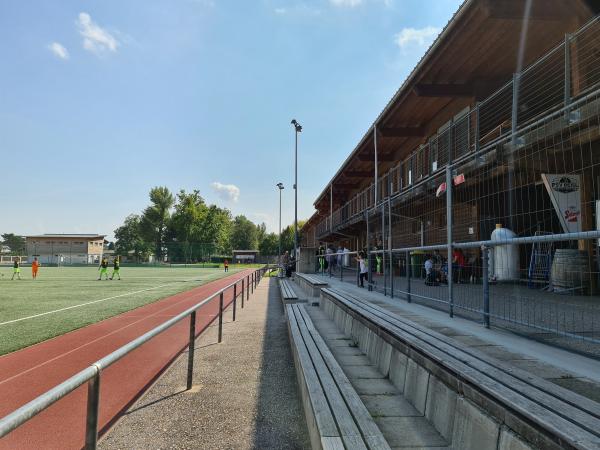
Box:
[344,170,372,177]
[413,83,473,97]
[378,127,425,137]
[330,183,355,189]
[357,153,396,162]
[483,0,577,21]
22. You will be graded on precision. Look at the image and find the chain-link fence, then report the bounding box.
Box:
[312,17,600,356]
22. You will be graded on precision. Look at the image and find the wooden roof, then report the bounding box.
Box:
[313,0,597,213]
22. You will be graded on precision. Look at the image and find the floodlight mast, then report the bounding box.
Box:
[276,182,284,267]
[291,120,302,267]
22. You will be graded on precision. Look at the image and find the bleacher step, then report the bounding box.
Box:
[303,305,449,450]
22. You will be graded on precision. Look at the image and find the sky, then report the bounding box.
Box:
[0,0,463,239]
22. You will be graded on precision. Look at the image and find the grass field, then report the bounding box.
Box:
[0,265,248,356]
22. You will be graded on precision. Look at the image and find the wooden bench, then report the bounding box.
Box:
[286,303,391,450]
[279,278,299,303]
[319,288,600,450]
[295,272,329,297]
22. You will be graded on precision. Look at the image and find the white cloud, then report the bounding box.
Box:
[330,0,363,6]
[76,12,119,55]
[48,42,69,60]
[211,182,240,202]
[274,4,322,16]
[394,26,441,50]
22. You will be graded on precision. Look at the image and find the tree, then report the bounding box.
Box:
[1,233,26,254]
[169,190,206,262]
[140,186,174,260]
[256,222,267,244]
[259,232,279,256]
[197,205,232,255]
[280,220,306,255]
[230,215,258,250]
[114,215,152,261]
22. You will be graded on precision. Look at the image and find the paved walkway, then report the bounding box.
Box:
[100,277,310,450]
[322,276,600,404]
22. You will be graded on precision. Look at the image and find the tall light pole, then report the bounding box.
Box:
[276,182,284,266]
[291,119,302,265]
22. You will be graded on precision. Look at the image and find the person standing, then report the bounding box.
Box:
[424,255,434,285]
[110,257,121,280]
[357,252,368,288]
[11,259,21,280]
[98,257,109,280]
[452,248,466,283]
[224,259,229,272]
[31,257,40,280]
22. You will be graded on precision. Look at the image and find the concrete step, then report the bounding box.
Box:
[304,305,449,450]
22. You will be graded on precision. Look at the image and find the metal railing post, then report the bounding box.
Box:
[446,165,454,318]
[241,279,245,308]
[247,275,250,299]
[482,246,490,328]
[474,102,480,154]
[406,251,411,303]
[367,210,372,291]
[251,273,254,294]
[233,284,237,322]
[565,33,571,108]
[382,203,386,296]
[218,292,224,343]
[84,367,101,450]
[388,198,393,299]
[186,311,196,389]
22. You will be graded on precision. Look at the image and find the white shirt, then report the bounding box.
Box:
[359,259,368,274]
[424,259,433,274]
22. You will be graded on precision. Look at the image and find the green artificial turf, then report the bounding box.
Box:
[0,265,247,355]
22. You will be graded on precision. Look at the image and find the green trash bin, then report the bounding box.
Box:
[410,251,425,279]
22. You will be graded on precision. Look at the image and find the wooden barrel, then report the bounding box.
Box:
[550,249,591,294]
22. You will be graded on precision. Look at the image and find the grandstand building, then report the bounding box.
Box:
[26,234,106,265]
[301,0,600,294]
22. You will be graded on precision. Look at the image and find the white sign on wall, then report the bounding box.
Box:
[541,174,582,234]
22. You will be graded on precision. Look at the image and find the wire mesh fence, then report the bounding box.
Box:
[310,16,600,356]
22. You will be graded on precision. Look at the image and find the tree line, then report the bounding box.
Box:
[114,186,303,262]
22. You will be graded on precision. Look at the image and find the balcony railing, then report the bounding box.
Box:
[315,16,600,239]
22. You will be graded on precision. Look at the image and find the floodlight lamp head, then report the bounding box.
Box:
[276,182,284,189]
[291,119,302,132]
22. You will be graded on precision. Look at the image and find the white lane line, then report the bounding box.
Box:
[0,279,203,326]
[0,299,219,386]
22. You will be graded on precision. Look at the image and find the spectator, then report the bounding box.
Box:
[424,255,439,286]
[452,248,466,283]
[326,245,334,271]
[433,249,445,283]
[356,252,368,288]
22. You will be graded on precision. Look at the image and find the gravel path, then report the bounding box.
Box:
[100,277,310,450]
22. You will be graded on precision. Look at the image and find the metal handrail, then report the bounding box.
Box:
[0,267,268,449]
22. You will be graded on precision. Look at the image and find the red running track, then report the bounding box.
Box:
[0,269,256,450]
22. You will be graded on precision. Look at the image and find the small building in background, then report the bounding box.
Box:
[232,250,259,264]
[26,234,106,265]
